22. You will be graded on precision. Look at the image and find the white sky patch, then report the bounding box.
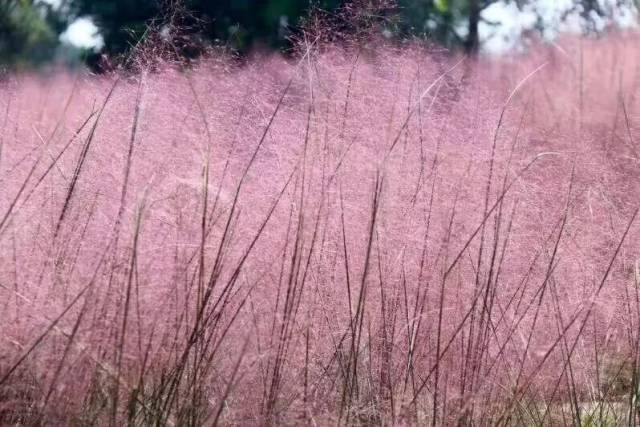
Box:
[38,0,103,50]
[480,0,638,54]
[39,0,61,7]
[608,1,639,28]
[480,2,537,54]
[60,17,104,50]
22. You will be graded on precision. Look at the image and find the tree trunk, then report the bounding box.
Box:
[465,0,480,55]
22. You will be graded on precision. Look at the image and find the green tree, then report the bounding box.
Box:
[396,0,504,53]
[398,0,638,54]
[0,0,64,67]
[67,0,343,56]
[64,0,640,62]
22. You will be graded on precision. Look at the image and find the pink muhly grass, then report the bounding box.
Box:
[0,33,639,425]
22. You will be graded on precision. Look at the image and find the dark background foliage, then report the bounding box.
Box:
[0,0,635,69]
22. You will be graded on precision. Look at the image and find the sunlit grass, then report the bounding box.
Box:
[0,34,639,425]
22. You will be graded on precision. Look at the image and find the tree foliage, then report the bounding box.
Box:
[0,0,638,68]
[67,0,344,55]
[0,0,65,67]
[397,0,636,54]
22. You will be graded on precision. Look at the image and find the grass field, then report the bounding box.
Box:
[0,34,639,425]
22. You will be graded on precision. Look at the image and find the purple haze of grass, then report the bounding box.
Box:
[0,34,639,425]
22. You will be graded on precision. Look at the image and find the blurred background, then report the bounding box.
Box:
[1,0,638,69]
